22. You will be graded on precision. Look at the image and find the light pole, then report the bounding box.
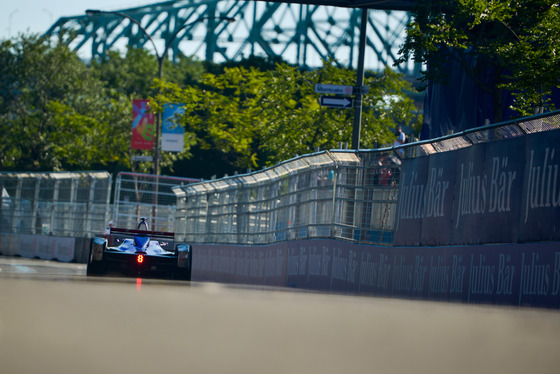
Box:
[85,9,235,176]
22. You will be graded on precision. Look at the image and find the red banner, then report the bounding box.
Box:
[131,99,155,150]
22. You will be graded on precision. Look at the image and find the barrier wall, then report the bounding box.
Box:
[0,233,92,263]
[192,239,560,309]
[395,128,560,246]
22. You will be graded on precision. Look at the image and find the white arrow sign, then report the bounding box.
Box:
[320,96,353,109]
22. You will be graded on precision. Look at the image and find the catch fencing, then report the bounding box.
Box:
[112,172,199,233]
[0,172,111,237]
[173,150,401,245]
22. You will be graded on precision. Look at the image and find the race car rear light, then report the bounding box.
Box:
[137,255,144,264]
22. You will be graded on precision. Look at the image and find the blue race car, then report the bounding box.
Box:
[87,218,192,280]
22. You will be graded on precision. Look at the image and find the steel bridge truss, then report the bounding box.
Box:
[45,0,416,75]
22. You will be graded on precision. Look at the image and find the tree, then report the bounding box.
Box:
[157,66,266,175]
[259,63,420,165]
[396,0,560,121]
[0,34,131,172]
[90,48,207,97]
[158,61,421,176]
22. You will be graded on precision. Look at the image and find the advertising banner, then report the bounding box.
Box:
[161,104,185,152]
[393,156,430,246]
[519,129,560,242]
[192,243,287,287]
[420,151,457,246]
[131,99,155,150]
[14,235,75,261]
[480,137,525,243]
[451,144,487,244]
[192,239,560,309]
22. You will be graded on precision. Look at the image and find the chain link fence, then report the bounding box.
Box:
[112,172,199,232]
[0,172,111,237]
[173,150,400,245]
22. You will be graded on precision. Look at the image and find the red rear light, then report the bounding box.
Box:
[137,255,144,264]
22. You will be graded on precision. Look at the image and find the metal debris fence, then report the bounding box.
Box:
[0,172,111,237]
[112,172,199,233]
[173,150,401,245]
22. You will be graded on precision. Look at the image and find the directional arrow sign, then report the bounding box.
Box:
[320,96,353,109]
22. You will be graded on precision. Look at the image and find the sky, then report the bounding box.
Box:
[2,0,154,40]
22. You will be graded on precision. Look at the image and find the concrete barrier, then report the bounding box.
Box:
[0,233,92,263]
[191,239,560,309]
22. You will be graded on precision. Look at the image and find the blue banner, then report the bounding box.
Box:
[480,137,525,243]
[394,156,429,246]
[520,129,560,242]
[451,144,486,244]
[420,151,457,245]
[192,239,560,309]
[161,104,185,152]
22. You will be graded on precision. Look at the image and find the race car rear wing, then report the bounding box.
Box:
[108,227,176,251]
[110,227,175,238]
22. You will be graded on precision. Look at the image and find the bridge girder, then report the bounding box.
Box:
[45,0,418,76]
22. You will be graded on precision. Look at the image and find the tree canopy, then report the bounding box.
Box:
[1,33,421,178]
[158,62,420,174]
[397,0,560,121]
[0,35,130,172]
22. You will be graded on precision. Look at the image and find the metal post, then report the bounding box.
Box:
[352,8,368,150]
[31,177,41,235]
[51,180,59,235]
[12,177,22,234]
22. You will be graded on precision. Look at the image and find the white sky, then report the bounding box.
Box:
[2,0,154,40]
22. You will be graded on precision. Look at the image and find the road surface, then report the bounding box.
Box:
[1,257,559,374]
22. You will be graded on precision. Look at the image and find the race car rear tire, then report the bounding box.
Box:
[174,267,191,281]
[86,239,105,276]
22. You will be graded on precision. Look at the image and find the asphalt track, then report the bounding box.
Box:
[1,257,560,374]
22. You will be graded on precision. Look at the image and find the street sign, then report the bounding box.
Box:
[315,84,354,95]
[319,96,353,109]
[132,155,153,162]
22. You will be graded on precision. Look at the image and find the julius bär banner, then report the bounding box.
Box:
[393,156,429,246]
[394,129,560,246]
[451,143,486,245]
[420,151,457,246]
[520,129,560,242]
[191,239,560,309]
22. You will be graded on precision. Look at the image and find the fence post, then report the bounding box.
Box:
[50,179,59,236]
[31,177,41,235]
[12,177,22,234]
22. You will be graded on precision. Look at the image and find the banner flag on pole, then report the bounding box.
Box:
[131,99,155,150]
[161,103,185,152]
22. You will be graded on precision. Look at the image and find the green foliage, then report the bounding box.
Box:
[397,0,560,120]
[157,66,266,170]
[0,34,131,171]
[160,61,421,169]
[1,33,420,177]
